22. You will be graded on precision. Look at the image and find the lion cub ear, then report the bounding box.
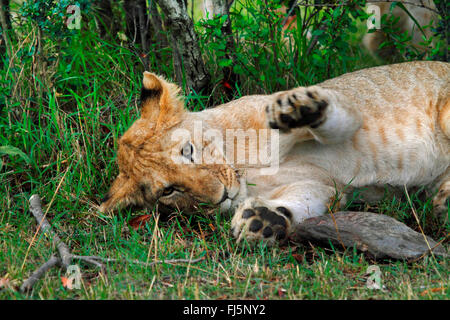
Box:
[140,72,163,119]
[140,71,184,123]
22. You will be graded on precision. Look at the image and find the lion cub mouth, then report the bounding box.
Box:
[219,177,248,211]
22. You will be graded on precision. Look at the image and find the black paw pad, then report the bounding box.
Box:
[249,219,263,232]
[242,209,255,219]
[280,114,296,127]
[299,105,314,116]
[297,104,324,127]
[262,226,273,238]
[269,121,280,129]
[257,207,287,228]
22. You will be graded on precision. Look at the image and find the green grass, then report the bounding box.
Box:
[1,201,448,299]
[0,4,448,300]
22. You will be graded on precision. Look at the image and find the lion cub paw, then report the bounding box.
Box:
[231,198,293,245]
[266,86,329,132]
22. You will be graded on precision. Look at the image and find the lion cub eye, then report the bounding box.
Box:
[181,142,194,162]
[162,187,175,196]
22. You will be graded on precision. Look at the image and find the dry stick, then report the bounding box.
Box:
[21,194,204,292]
[21,168,69,271]
[403,186,436,259]
[28,195,72,268]
[20,194,106,292]
[409,233,450,263]
[20,255,60,292]
[328,210,346,251]
[403,186,444,281]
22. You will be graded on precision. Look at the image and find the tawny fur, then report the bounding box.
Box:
[363,0,438,59]
[279,1,438,60]
[100,61,449,245]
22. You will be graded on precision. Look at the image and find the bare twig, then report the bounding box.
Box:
[305,23,326,57]
[21,168,69,271]
[21,194,204,293]
[21,194,105,292]
[28,195,72,268]
[403,186,436,259]
[20,255,61,292]
[408,233,449,263]
[281,1,298,27]
[403,186,447,279]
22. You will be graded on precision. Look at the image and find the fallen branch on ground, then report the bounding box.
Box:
[20,194,204,293]
[292,211,448,260]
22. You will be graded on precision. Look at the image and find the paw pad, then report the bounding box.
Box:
[266,87,329,131]
[249,219,263,232]
[234,205,292,244]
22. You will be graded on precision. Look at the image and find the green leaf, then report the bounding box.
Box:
[218,59,232,67]
[312,29,324,36]
[0,146,31,165]
[390,2,426,37]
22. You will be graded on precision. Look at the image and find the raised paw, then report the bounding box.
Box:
[266,86,329,132]
[231,199,293,245]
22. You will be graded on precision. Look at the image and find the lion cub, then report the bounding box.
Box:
[100,61,449,245]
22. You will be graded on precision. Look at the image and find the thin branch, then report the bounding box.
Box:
[21,194,204,292]
[20,255,61,292]
[305,21,326,57]
[28,195,72,268]
[21,167,70,271]
[403,186,436,259]
[281,1,298,27]
[403,186,448,265]
[408,233,450,263]
[21,194,106,292]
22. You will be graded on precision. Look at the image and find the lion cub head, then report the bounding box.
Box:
[99,72,242,214]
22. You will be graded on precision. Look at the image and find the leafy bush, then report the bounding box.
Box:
[198,0,372,96]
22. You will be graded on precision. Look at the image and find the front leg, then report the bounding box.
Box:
[231,177,344,245]
[266,86,362,144]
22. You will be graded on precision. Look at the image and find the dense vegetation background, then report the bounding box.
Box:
[0,0,448,299]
